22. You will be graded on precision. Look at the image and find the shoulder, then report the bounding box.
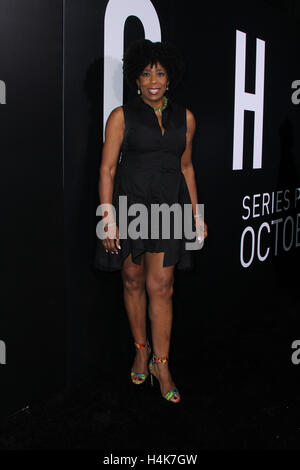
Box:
[170,100,195,124]
[106,106,124,129]
[108,106,124,121]
[185,108,196,124]
[104,106,125,140]
[185,108,196,134]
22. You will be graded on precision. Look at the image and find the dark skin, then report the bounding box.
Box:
[98,62,207,401]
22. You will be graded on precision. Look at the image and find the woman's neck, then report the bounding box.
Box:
[140,95,164,109]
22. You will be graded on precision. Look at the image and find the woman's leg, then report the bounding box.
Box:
[121,252,150,380]
[145,252,180,402]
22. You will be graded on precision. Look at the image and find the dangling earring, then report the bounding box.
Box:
[166,85,169,91]
[137,88,141,95]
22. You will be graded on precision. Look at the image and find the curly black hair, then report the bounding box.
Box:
[123,39,185,91]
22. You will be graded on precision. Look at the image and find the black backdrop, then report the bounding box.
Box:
[65,0,299,394]
[0,0,64,419]
[1,0,299,421]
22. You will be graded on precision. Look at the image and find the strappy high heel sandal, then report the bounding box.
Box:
[131,340,151,384]
[148,353,181,403]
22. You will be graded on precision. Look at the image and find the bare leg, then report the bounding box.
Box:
[121,253,150,381]
[145,252,180,402]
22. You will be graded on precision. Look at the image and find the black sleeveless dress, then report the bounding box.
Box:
[93,95,196,272]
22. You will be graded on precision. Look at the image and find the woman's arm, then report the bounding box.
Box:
[99,106,124,208]
[99,106,124,253]
[181,109,207,239]
[181,109,198,217]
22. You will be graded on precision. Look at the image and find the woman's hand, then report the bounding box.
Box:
[204,222,208,239]
[102,222,121,254]
[195,216,208,244]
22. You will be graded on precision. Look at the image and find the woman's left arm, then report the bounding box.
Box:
[181,109,208,238]
[181,109,199,217]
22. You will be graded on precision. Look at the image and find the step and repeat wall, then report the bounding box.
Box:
[1,0,298,420]
[0,1,64,419]
[64,0,299,386]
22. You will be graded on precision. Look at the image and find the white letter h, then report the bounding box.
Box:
[233,30,265,170]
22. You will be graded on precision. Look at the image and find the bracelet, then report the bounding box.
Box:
[194,214,202,218]
[106,222,116,227]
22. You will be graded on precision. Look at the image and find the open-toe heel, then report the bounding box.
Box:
[131,340,151,384]
[148,353,181,403]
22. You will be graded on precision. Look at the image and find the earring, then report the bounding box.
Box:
[137,88,141,95]
[166,85,169,91]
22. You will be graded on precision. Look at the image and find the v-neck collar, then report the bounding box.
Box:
[135,95,171,137]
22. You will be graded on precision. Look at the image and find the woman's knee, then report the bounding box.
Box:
[122,267,145,294]
[146,275,174,299]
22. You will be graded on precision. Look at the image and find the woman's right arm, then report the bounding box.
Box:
[99,106,124,253]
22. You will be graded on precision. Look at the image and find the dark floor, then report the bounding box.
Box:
[1,266,299,453]
[0,344,299,452]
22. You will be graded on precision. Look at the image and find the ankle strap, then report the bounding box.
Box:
[134,340,149,349]
[152,353,169,364]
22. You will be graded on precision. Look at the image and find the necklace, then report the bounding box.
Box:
[152,95,168,115]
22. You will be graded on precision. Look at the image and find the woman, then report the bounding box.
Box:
[94,39,207,403]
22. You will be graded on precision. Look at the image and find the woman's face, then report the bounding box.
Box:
[136,62,169,104]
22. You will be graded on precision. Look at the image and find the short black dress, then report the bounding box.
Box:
[93,95,197,272]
